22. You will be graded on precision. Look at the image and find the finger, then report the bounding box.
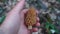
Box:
[35,23,40,27]
[20,9,28,17]
[33,17,40,26]
[36,17,40,22]
[21,9,28,14]
[19,9,28,24]
[11,0,25,13]
[36,10,39,14]
[32,28,38,32]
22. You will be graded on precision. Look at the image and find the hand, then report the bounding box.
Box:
[0,0,40,34]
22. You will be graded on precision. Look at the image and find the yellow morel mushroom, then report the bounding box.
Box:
[25,7,36,29]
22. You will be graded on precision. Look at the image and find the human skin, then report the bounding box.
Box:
[0,0,40,34]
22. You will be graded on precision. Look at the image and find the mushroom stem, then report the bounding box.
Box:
[28,26,32,29]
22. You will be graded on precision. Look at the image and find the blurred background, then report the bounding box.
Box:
[0,0,60,34]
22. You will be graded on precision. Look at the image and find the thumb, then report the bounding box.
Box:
[10,0,25,13]
[20,9,28,25]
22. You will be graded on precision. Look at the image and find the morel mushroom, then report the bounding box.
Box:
[25,7,36,29]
